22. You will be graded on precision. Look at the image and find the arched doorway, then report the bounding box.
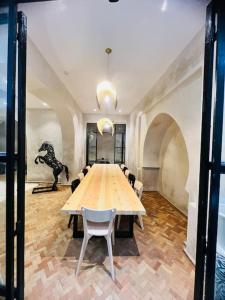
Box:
[143,113,189,215]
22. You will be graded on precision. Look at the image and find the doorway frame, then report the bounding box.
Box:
[2,0,224,299]
[194,1,225,299]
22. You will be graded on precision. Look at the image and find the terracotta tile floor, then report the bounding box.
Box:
[24,187,194,300]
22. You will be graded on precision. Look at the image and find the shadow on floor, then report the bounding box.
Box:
[64,236,140,263]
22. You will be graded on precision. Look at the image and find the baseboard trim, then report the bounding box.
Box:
[183,246,195,265]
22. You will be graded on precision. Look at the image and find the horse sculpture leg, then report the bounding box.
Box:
[35,156,45,164]
[52,170,59,191]
[52,165,63,191]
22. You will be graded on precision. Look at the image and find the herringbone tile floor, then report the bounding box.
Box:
[24,187,194,300]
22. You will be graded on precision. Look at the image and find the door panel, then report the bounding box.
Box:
[0,4,9,291]
[0,164,6,286]
[194,1,225,299]
[0,2,27,299]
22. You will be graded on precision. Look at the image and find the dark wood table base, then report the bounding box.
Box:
[72,215,134,238]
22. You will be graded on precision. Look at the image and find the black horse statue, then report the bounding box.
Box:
[33,141,69,193]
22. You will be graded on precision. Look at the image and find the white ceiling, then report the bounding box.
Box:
[20,0,207,114]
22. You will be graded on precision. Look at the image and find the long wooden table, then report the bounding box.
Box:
[61,164,146,238]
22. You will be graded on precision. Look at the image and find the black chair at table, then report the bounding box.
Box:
[123,167,128,174]
[82,168,88,176]
[68,178,80,228]
[128,173,136,188]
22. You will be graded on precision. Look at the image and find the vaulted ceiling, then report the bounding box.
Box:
[20,0,207,114]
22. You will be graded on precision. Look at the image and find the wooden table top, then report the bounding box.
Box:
[61,164,146,215]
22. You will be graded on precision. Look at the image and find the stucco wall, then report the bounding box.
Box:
[159,123,189,215]
[128,28,205,263]
[26,38,85,179]
[26,109,63,182]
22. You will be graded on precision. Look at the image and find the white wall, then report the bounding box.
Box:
[128,28,205,263]
[159,123,189,215]
[26,109,63,182]
[26,38,85,180]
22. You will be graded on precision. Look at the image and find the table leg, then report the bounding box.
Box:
[115,215,134,238]
[72,215,84,238]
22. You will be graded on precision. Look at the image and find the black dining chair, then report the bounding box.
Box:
[68,178,80,228]
[123,167,128,174]
[82,168,88,176]
[128,173,136,188]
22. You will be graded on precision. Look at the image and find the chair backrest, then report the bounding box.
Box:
[128,173,136,188]
[125,169,130,177]
[81,207,116,236]
[78,172,84,181]
[71,178,80,193]
[134,180,143,199]
[123,167,128,174]
[82,168,88,176]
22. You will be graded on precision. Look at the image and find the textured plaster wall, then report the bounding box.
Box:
[128,28,205,263]
[159,123,189,215]
[26,38,85,180]
[26,109,63,182]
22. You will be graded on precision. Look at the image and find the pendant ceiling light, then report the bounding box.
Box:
[96,48,117,111]
[97,117,114,136]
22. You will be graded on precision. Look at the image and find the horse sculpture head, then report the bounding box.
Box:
[38,141,53,153]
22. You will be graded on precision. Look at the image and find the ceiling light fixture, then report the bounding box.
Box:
[97,117,114,136]
[96,48,117,111]
[161,0,168,12]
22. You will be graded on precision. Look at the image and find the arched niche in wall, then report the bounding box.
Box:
[143,113,189,215]
[73,114,84,174]
[135,111,143,167]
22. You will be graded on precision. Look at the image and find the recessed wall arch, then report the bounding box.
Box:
[135,111,143,169]
[143,113,189,215]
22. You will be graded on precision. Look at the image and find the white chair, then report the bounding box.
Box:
[117,180,144,231]
[120,164,125,170]
[125,169,130,178]
[78,172,84,181]
[134,180,144,231]
[76,207,117,280]
[86,166,91,170]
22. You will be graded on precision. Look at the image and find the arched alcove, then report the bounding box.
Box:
[143,113,189,215]
[135,111,143,166]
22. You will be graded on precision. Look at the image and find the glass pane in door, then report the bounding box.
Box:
[0,164,6,285]
[0,6,8,286]
[0,7,8,153]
